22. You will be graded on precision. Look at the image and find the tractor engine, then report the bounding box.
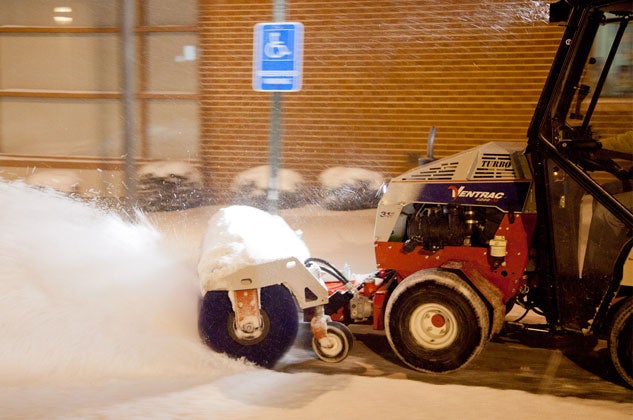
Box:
[402,204,499,253]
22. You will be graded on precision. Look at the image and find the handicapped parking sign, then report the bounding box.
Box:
[253,22,303,92]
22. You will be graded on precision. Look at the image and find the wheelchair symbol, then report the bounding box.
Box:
[264,32,292,59]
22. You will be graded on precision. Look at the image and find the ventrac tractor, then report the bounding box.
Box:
[198,0,633,388]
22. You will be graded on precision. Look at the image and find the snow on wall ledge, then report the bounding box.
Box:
[197,205,310,293]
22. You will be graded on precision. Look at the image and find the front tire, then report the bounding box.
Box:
[312,321,354,363]
[199,284,299,368]
[385,272,490,373]
[608,298,633,388]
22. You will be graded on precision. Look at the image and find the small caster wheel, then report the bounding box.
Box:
[312,321,353,363]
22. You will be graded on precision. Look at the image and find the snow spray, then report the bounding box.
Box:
[0,181,240,384]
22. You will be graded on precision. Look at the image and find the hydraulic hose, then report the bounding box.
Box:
[304,257,351,286]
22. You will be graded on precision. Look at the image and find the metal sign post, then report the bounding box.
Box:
[121,0,138,211]
[253,1,303,214]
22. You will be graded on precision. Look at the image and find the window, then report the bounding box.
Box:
[0,0,199,161]
[588,13,633,98]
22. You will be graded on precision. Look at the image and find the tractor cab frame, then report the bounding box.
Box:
[525,0,633,338]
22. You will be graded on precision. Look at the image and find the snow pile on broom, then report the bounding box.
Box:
[197,205,310,292]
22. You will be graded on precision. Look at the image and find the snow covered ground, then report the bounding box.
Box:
[1,181,631,419]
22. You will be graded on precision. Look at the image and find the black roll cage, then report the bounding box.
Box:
[526,0,633,331]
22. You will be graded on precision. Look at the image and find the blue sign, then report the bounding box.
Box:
[253,22,303,92]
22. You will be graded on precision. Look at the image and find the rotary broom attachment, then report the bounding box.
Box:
[197,206,353,367]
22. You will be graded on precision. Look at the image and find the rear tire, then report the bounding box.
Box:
[199,284,298,368]
[608,298,633,388]
[385,272,489,372]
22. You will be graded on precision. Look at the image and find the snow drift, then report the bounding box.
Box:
[230,165,307,209]
[137,160,205,212]
[318,166,384,210]
[24,169,82,195]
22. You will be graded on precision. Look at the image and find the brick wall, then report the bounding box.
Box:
[199,0,565,191]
